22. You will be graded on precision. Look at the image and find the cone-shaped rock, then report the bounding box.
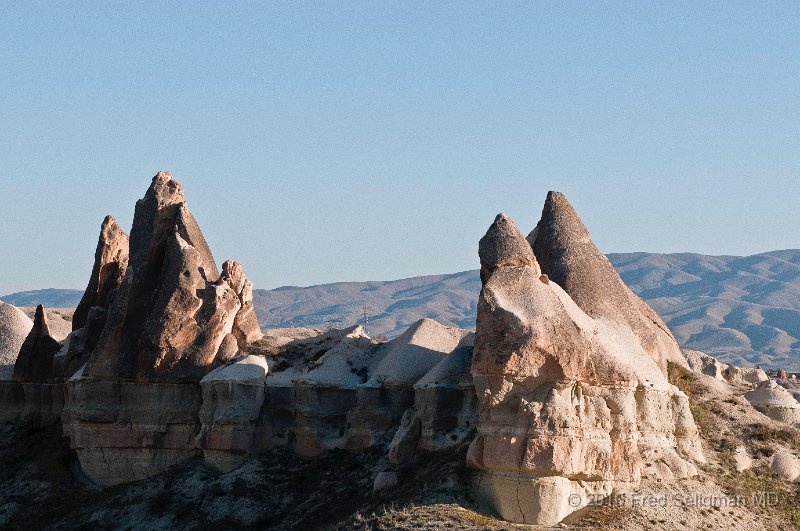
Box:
[81,172,258,382]
[73,215,129,331]
[469,213,702,525]
[473,214,596,382]
[530,191,684,372]
[14,305,60,382]
[0,301,33,373]
[478,213,540,283]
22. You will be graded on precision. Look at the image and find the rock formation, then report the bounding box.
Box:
[53,217,130,378]
[14,305,60,382]
[469,210,702,525]
[530,191,686,373]
[79,171,258,382]
[72,216,129,331]
[684,349,768,386]
[745,380,800,426]
[196,355,269,472]
[63,171,264,485]
[0,301,33,378]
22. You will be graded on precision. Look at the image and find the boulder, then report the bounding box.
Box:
[745,380,800,426]
[770,448,800,481]
[14,305,60,382]
[373,471,399,494]
[469,212,701,526]
[0,301,33,378]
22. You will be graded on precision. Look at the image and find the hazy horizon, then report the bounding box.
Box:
[1,3,798,294]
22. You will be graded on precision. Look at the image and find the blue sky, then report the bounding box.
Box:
[0,1,798,294]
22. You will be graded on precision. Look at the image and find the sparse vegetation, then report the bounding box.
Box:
[669,361,800,530]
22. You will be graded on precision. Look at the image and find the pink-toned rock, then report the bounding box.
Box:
[81,172,260,383]
[530,191,686,373]
[469,210,701,526]
[64,172,263,486]
[72,215,129,331]
[222,260,263,346]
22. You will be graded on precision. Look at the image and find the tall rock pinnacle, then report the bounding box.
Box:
[470,206,702,525]
[81,172,260,382]
[72,215,129,331]
[530,191,685,372]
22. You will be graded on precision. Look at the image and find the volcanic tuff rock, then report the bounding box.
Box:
[260,319,474,458]
[683,349,768,386]
[745,380,800,426]
[79,172,258,382]
[469,206,702,525]
[14,305,60,382]
[530,191,686,374]
[72,215,129,331]
[62,172,264,486]
[0,302,33,378]
[53,218,130,379]
[196,355,269,472]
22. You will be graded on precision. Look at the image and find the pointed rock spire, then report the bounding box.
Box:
[478,213,540,283]
[73,215,129,331]
[473,213,592,381]
[530,191,684,372]
[470,207,702,525]
[14,305,60,382]
[82,172,258,382]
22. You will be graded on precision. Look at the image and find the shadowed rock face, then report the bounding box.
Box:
[530,191,685,373]
[54,217,131,378]
[72,216,129,331]
[62,172,264,486]
[470,211,702,526]
[14,305,60,382]
[79,172,260,382]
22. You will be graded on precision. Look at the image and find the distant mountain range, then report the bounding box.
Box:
[3,250,800,370]
[1,288,83,308]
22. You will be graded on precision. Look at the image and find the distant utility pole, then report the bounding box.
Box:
[361,305,369,335]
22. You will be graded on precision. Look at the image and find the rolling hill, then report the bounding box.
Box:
[4,250,800,370]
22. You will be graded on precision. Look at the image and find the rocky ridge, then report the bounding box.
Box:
[2,180,799,528]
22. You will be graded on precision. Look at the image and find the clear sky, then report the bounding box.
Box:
[0,2,798,295]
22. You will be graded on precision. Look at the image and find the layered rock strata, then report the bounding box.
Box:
[62,366,203,486]
[196,355,269,472]
[259,319,475,459]
[1,304,63,426]
[63,172,264,485]
[468,208,702,525]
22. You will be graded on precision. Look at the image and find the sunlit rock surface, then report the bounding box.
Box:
[469,200,702,525]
